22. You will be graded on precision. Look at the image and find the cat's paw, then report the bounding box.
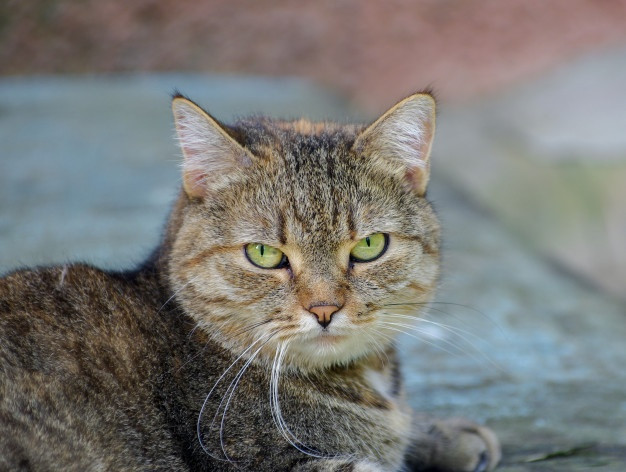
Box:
[351,461,385,472]
[291,458,385,472]
[428,418,501,472]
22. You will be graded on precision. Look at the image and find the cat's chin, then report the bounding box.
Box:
[284,331,382,371]
[315,332,348,344]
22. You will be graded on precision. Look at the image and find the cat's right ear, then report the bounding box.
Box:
[172,96,253,199]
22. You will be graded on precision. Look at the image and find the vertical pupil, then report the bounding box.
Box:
[260,245,265,256]
[365,237,371,247]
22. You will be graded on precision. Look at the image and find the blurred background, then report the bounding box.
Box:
[1,1,626,469]
[2,0,626,107]
[2,0,625,298]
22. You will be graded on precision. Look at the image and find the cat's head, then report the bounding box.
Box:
[167,93,440,371]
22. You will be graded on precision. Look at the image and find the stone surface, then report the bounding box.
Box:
[409,180,626,470]
[1,74,625,470]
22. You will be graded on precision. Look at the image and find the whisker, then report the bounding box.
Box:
[381,320,472,355]
[362,330,391,366]
[384,301,504,334]
[378,321,470,358]
[232,319,273,337]
[197,332,275,460]
[419,305,502,338]
[382,309,507,372]
[184,318,272,371]
[384,300,484,313]
[270,342,327,459]
[216,334,276,462]
[385,313,488,345]
[175,336,212,374]
[187,321,203,340]
[382,300,510,355]
[379,320,505,372]
[157,275,202,314]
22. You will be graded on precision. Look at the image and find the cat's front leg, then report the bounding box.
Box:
[405,416,501,472]
[292,458,386,472]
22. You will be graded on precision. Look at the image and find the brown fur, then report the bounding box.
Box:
[0,93,500,471]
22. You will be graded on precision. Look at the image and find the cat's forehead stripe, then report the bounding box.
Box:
[271,119,362,137]
[274,119,327,136]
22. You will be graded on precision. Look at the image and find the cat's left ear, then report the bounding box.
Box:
[352,93,435,196]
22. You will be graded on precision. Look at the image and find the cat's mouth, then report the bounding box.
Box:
[312,331,348,346]
[287,323,375,368]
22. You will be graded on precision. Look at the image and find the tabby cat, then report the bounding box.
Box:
[0,92,500,471]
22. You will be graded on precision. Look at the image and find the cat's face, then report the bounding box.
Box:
[168,94,440,371]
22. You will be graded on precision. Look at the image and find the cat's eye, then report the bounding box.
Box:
[350,233,389,263]
[245,243,287,269]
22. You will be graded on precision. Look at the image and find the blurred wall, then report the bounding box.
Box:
[2,0,626,110]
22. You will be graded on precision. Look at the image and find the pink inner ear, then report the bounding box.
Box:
[408,119,433,195]
[404,165,428,194]
[174,116,209,197]
[183,167,207,198]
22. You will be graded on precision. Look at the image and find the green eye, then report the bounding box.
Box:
[245,243,287,269]
[350,233,389,262]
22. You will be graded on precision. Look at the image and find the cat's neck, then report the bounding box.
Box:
[150,190,189,290]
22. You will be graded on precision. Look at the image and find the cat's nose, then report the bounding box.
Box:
[308,304,341,328]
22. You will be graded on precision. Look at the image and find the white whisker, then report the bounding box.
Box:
[385,301,505,337]
[379,320,504,372]
[269,342,327,459]
[216,336,273,462]
[385,313,487,346]
[187,321,203,340]
[362,330,390,366]
[383,312,506,371]
[197,332,274,460]
[378,322,461,358]
[158,275,202,314]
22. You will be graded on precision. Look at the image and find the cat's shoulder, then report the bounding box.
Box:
[0,263,161,350]
[1,263,147,307]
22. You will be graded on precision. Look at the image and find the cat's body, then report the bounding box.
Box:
[0,263,411,471]
[0,93,500,471]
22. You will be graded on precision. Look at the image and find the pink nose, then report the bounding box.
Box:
[308,305,340,328]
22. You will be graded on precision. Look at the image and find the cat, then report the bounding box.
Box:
[0,92,500,471]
